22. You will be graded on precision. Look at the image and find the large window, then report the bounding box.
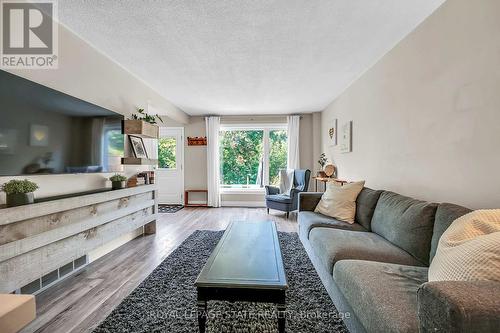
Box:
[220,126,287,190]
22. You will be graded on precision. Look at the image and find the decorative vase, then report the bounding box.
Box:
[112,181,126,190]
[6,192,34,207]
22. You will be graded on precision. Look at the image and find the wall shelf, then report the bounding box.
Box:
[187,136,207,146]
[122,157,158,165]
[122,120,159,139]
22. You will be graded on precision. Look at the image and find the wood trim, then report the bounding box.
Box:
[184,190,208,207]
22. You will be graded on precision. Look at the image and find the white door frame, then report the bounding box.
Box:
[157,127,184,204]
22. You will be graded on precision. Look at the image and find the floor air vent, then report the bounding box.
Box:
[18,255,88,295]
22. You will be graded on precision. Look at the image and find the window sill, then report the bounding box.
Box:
[220,187,265,195]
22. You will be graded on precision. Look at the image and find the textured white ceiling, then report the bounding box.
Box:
[58,0,445,115]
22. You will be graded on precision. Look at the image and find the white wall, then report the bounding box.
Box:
[321,0,500,209]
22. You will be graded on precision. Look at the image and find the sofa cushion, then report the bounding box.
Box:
[265,194,292,204]
[428,209,500,282]
[334,260,428,333]
[418,281,500,333]
[371,191,438,265]
[355,187,383,231]
[298,211,366,240]
[309,227,424,274]
[315,181,365,223]
[429,203,471,263]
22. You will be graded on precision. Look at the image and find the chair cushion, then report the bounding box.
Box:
[430,203,471,263]
[265,194,292,204]
[334,260,428,333]
[298,211,366,240]
[293,169,310,191]
[371,191,438,266]
[309,227,424,274]
[355,187,383,231]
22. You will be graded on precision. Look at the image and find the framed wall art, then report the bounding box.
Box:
[339,121,352,153]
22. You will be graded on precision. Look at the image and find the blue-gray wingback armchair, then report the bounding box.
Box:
[265,169,311,218]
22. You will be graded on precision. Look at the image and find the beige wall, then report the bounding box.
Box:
[321,0,500,209]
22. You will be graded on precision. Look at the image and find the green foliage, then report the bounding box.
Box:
[1,179,39,195]
[131,108,164,125]
[107,130,124,156]
[220,130,263,185]
[220,130,287,186]
[269,130,288,185]
[318,153,327,168]
[158,137,177,169]
[109,174,127,182]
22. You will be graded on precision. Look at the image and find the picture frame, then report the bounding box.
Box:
[339,121,352,153]
[328,118,338,146]
[129,135,148,158]
[30,124,49,147]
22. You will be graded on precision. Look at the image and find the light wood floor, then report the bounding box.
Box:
[21,207,298,333]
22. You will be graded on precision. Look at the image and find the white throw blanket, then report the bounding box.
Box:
[428,209,500,282]
[279,169,294,196]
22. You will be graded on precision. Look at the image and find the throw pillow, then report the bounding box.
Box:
[314,181,365,223]
[279,169,294,196]
[428,209,500,282]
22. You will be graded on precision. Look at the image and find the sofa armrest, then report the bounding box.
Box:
[298,192,323,211]
[417,281,500,333]
[265,185,280,195]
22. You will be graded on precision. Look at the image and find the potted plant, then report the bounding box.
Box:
[130,108,164,125]
[109,174,128,190]
[317,153,328,177]
[1,179,39,207]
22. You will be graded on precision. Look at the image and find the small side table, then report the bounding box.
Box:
[312,177,348,192]
[184,189,208,207]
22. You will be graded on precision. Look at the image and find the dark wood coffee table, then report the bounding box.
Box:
[195,221,288,333]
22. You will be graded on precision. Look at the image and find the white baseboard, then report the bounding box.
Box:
[221,200,266,207]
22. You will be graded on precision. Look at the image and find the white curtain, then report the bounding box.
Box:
[287,115,300,169]
[205,116,221,207]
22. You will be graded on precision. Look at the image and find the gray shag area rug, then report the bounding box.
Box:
[93,230,348,333]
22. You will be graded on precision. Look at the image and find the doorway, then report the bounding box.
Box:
[156,127,184,204]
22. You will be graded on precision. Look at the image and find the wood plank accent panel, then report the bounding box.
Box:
[0,185,158,293]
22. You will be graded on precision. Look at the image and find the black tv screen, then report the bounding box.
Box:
[0,70,124,176]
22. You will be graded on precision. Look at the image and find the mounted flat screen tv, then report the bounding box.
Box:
[0,70,124,176]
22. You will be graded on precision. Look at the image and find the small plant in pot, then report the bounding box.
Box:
[130,108,164,125]
[317,153,328,177]
[109,174,128,190]
[1,179,39,207]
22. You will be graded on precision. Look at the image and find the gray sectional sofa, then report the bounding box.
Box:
[298,189,500,333]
